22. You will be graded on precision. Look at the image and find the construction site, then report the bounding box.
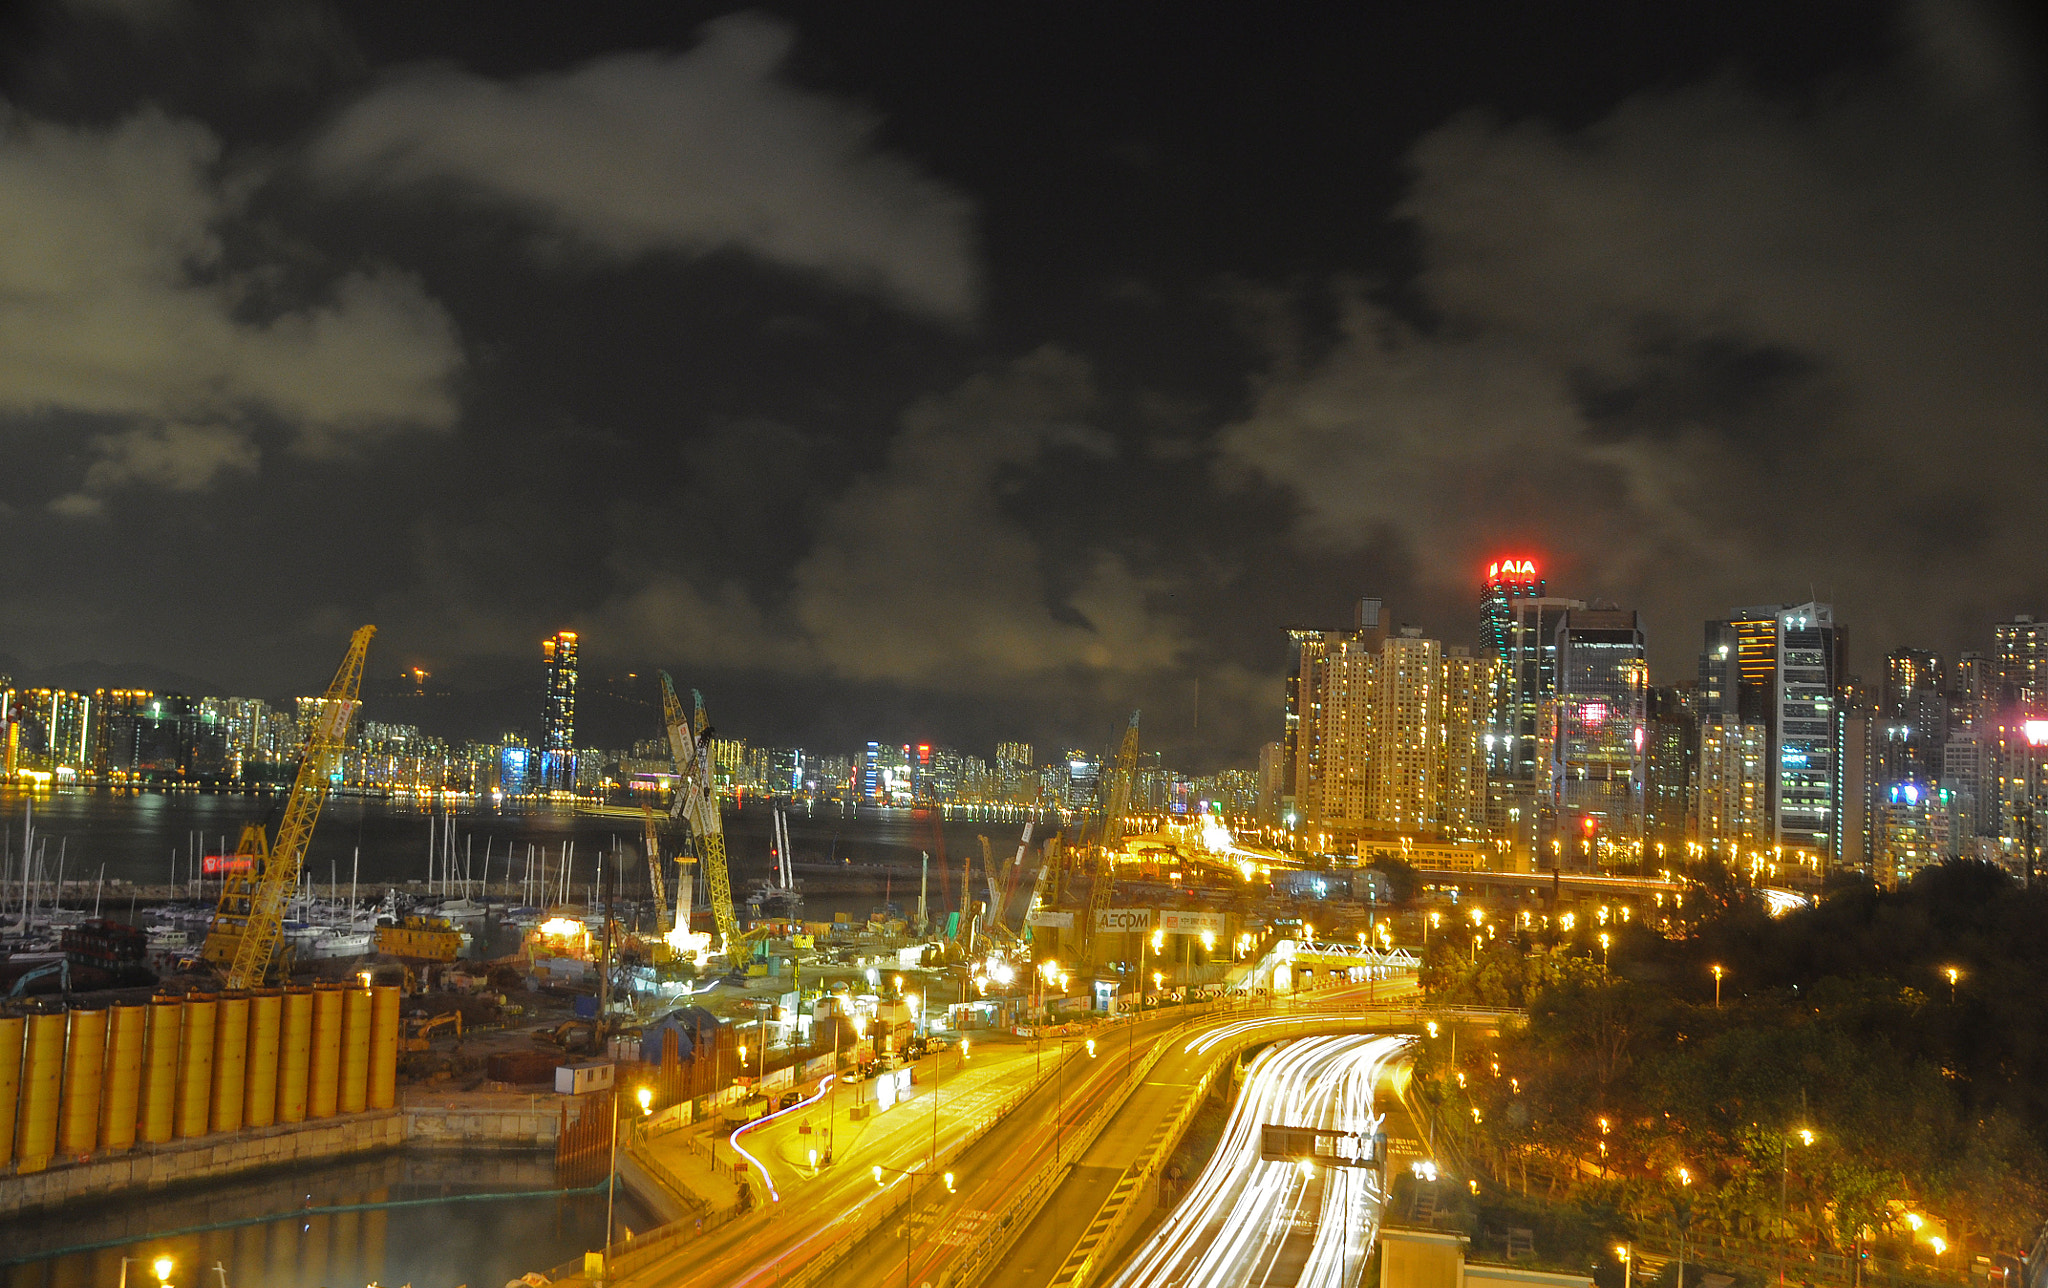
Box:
[0,627,1425,1252]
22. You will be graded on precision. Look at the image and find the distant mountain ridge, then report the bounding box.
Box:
[16,659,227,697]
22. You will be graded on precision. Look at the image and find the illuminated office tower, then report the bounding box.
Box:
[1546,607,1648,850]
[1480,558,1543,656]
[1701,603,1846,861]
[541,631,578,792]
[1488,582,1585,848]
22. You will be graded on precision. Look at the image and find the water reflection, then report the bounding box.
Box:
[2,1152,649,1288]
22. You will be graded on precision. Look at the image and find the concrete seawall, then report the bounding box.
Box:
[0,1090,581,1219]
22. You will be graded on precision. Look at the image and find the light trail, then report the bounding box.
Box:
[729,1073,838,1203]
[1109,1033,1409,1288]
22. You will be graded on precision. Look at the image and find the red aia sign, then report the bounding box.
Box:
[1486,558,1538,582]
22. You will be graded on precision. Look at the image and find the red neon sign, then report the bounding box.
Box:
[1485,558,1538,583]
[202,855,254,875]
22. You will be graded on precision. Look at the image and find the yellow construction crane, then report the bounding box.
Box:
[640,802,668,907]
[202,625,374,989]
[661,673,742,957]
[1081,711,1141,970]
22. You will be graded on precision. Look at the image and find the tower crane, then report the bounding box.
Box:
[640,803,668,906]
[1080,711,1141,971]
[660,673,742,958]
[201,626,374,989]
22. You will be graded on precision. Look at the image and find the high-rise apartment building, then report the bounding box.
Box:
[1256,741,1285,824]
[995,741,1033,802]
[1283,597,1384,825]
[1696,715,1770,855]
[541,631,578,791]
[1883,648,1946,785]
[1311,623,1493,842]
[1994,615,2046,704]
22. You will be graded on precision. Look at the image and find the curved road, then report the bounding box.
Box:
[1107,1033,1410,1288]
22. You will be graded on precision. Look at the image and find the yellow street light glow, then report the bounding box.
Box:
[1930,1237,1947,1256]
[1298,1158,1315,1177]
[153,1258,174,1284]
[874,1165,885,1186]
[1086,1038,1096,1057]
[637,1086,653,1114]
[944,1171,956,1192]
[808,1148,818,1168]
[1798,1128,1815,1146]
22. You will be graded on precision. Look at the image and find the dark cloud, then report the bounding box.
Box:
[0,1,2039,766]
[310,14,981,320]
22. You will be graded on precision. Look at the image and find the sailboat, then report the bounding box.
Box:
[744,807,804,916]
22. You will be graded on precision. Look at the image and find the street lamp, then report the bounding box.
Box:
[1779,1126,1815,1285]
[1599,932,1610,968]
[1944,966,1960,1005]
[1616,1245,1632,1288]
[119,1256,174,1288]
[1710,964,1724,1009]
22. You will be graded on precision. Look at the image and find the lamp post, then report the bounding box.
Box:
[1778,1127,1814,1285]
[1676,1167,1694,1288]
[1711,964,1724,1009]
[601,1086,625,1285]
[1617,1244,1632,1288]
[1944,966,1960,1006]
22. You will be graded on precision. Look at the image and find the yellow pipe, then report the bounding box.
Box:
[210,994,250,1134]
[0,1014,26,1168]
[368,986,400,1110]
[175,995,218,1139]
[15,1012,66,1172]
[59,1007,108,1159]
[139,998,182,1144]
[277,988,313,1124]
[339,989,372,1114]
[243,991,282,1128]
[99,1003,146,1153]
[308,985,344,1119]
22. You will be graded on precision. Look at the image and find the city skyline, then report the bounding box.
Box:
[0,2,2040,773]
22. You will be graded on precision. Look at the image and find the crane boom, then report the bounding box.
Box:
[640,803,667,906]
[1081,711,1140,969]
[202,625,374,989]
[661,673,741,956]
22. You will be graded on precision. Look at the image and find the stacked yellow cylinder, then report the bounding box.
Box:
[58,1008,108,1159]
[99,1004,146,1153]
[15,1012,67,1173]
[339,989,373,1114]
[367,986,401,1110]
[243,991,282,1128]
[211,994,251,1133]
[175,995,218,1139]
[277,988,313,1124]
[0,1014,25,1168]
[309,985,344,1119]
[139,998,182,1144]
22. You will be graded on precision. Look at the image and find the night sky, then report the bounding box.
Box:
[0,1,2041,765]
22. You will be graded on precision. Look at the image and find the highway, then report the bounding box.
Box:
[603,1012,1187,1288]
[1104,1033,1410,1288]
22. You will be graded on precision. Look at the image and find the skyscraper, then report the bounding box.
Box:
[1311,624,1494,842]
[1545,606,1648,851]
[1701,603,1845,862]
[1282,597,1383,825]
[1487,581,1585,848]
[1994,614,2046,704]
[1883,648,1946,785]
[541,631,578,792]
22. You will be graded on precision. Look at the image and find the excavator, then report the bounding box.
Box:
[200,626,374,990]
